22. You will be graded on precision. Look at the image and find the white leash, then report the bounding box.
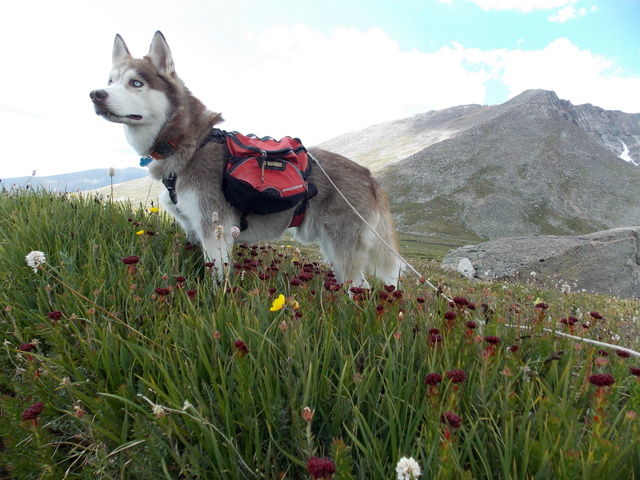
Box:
[311,154,640,357]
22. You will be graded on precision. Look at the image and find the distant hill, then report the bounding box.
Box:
[90,176,164,207]
[0,167,148,193]
[320,89,640,241]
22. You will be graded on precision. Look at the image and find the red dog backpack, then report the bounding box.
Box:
[216,130,317,230]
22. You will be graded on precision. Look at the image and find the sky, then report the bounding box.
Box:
[1,0,638,178]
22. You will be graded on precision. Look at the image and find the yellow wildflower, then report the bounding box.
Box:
[270,294,286,312]
[149,207,159,213]
[136,230,144,236]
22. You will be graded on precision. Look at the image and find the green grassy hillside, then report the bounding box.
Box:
[1,190,639,479]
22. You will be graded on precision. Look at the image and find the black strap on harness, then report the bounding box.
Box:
[161,173,178,205]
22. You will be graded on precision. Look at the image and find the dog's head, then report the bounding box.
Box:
[90,31,174,127]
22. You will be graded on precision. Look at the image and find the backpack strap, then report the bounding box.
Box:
[162,173,178,205]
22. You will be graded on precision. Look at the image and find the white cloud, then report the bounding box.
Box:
[499,38,640,111]
[463,0,577,13]
[548,5,587,22]
[204,25,490,143]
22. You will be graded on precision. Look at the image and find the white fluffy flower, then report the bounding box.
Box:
[25,251,46,273]
[152,403,167,418]
[231,225,241,239]
[396,456,422,480]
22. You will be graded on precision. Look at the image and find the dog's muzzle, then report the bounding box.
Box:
[90,89,110,116]
[89,89,142,121]
[90,89,108,105]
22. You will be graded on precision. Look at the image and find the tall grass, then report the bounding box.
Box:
[0,190,639,479]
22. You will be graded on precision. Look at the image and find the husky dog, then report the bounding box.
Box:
[90,31,401,288]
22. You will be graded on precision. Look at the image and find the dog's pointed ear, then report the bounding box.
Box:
[112,34,132,64]
[147,31,175,76]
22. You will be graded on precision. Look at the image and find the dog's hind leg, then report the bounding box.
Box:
[368,210,403,287]
[319,227,371,289]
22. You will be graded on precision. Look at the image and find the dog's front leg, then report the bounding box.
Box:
[200,224,234,284]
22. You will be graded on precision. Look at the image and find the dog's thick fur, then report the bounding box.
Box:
[90,31,401,287]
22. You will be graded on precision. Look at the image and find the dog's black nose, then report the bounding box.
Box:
[90,89,108,103]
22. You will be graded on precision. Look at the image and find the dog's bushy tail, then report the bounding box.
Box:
[368,186,403,286]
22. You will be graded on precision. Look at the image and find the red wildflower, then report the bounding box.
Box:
[175,276,186,283]
[484,336,501,345]
[629,366,640,377]
[298,272,314,282]
[424,372,443,386]
[324,280,340,292]
[186,289,197,299]
[589,311,604,320]
[559,316,579,326]
[535,302,549,310]
[47,311,63,321]
[306,456,336,479]
[446,369,466,383]
[235,340,250,356]
[121,255,140,265]
[350,287,366,296]
[508,345,520,353]
[154,287,171,296]
[18,343,36,352]
[21,401,44,424]
[589,373,615,387]
[465,321,477,329]
[616,350,630,359]
[444,311,457,321]
[440,411,462,429]
[452,296,469,307]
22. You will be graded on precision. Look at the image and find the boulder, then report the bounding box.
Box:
[442,227,640,298]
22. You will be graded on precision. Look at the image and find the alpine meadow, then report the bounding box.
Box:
[1,188,640,479]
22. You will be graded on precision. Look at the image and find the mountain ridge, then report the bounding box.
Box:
[319,89,639,172]
[373,89,640,240]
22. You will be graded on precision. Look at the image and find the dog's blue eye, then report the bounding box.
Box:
[131,80,144,88]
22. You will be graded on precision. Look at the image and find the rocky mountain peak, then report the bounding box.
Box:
[319,89,640,241]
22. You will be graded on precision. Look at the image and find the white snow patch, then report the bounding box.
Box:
[619,141,637,166]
